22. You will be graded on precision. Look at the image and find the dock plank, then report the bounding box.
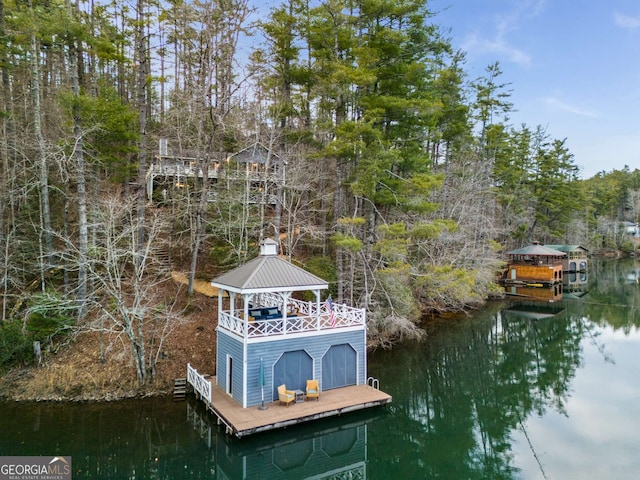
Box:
[206,381,392,438]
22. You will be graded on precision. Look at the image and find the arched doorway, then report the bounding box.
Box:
[322,344,357,390]
[273,350,313,400]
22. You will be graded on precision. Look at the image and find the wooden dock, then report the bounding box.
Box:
[197,378,392,438]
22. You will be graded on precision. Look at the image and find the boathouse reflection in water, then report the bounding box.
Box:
[504,269,589,303]
[187,400,373,479]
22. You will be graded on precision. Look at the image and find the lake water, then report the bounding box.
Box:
[1,258,640,479]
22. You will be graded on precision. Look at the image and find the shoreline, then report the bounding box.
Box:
[0,367,175,403]
[2,254,624,404]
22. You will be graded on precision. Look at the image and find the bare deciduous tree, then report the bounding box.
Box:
[80,193,182,385]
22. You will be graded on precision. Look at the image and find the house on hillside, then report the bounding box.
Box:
[504,243,566,286]
[623,221,639,238]
[208,238,382,409]
[598,220,640,242]
[147,140,283,203]
[544,244,588,272]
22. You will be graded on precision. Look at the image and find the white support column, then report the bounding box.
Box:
[243,293,254,340]
[229,292,236,317]
[281,292,291,332]
[216,289,224,323]
[242,294,250,408]
[362,314,368,385]
[315,290,321,330]
[243,293,251,320]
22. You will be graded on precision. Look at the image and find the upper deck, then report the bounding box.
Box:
[217,294,365,340]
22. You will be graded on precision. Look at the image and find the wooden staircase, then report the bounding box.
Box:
[154,245,172,273]
[173,378,187,401]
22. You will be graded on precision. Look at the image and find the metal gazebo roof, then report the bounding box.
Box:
[507,244,566,257]
[211,239,328,294]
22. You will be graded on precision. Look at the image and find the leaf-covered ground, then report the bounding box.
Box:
[0,274,218,402]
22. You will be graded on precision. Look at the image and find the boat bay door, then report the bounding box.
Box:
[322,344,357,390]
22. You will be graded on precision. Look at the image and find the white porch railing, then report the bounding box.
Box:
[187,363,212,404]
[217,296,366,339]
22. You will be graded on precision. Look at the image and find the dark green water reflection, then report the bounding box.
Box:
[2,259,640,479]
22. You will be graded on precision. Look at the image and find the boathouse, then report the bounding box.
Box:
[504,243,566,286]
[209,238,375,409]
[184,241,390,438]
[187,238,391,437]
[505,283,563,301]
[544,244,588,272]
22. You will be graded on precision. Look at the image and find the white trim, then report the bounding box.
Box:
[242,339,248,408]
[245,325,365,344]
[211,283,328,294]
[362,327,367,386]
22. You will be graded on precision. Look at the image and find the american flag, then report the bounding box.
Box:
[325,296,336,327]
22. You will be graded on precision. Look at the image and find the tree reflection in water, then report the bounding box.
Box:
[367,298,589,479]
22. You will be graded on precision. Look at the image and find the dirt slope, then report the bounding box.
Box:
[0,273,218,402]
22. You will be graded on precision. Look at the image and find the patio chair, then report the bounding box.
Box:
[306,379,320,401]
[277,384,295,407]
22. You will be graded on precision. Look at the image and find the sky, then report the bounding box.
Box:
[431,0,640,179]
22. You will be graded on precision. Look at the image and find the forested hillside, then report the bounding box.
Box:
[1,0,639,385]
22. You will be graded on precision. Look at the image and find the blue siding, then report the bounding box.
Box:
[217,330,244,405]
[245,330,365,407]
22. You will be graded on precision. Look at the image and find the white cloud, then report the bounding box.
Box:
[542,96,597,118]
[461,1,547,66]
[614,11,640,29]
[507,0,547,21]
[462,33,532,65]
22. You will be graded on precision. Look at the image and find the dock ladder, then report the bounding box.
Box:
[173,378,187,401]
